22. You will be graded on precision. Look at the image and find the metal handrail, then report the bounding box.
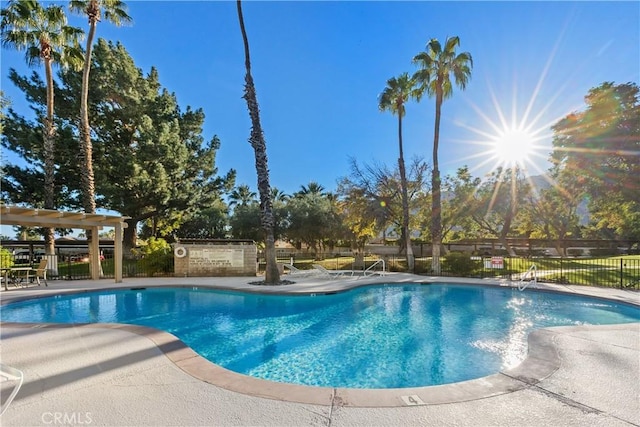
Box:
[518,264,537,291]
[363,259,386,277]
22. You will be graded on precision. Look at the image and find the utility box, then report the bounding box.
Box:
[173,241,257,277]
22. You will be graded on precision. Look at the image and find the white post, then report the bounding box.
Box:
[114,223,124,283]
[90,226,100,280]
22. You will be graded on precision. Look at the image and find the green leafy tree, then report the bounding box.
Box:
[441,166,481,242]
[287,191,342,255]
[338,157,429,252]
[413,36,472,273]
[466,167,530,255]
[551,82,640,241]
[1,0,83,253]
[1,69,88,209]
[236,0,279,283]
[229,202,262,242]
[177,200,229,239]
[521,170,583,256]
[2,39,234,254]
[379,72,416,272]
[335,182,377,249]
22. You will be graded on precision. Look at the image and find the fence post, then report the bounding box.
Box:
[620,258,624,289]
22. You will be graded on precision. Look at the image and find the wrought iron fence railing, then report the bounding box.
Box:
[3,244,638,289]
[267,252,640,290]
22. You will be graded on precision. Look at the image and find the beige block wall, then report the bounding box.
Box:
[173,244,257,277]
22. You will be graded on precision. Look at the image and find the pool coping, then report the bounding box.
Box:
[1,275,639,408]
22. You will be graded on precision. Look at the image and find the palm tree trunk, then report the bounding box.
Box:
[80,21,97,215]
[81,19,99,275]
[431,90,443,274]
[237,0,280,284]
[397,114,414,272]
[43,57,56,255]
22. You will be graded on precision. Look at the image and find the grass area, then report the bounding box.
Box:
[542,270,638,286]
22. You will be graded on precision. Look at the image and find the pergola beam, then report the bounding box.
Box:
[1,206,129,283]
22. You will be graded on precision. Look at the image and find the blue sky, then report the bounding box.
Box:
[2,1,639,200]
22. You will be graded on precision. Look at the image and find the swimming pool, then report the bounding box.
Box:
[2,284,639,388]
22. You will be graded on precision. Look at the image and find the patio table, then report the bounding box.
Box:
[1,267,33,291]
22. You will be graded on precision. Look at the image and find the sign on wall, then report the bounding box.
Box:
[189,248,244,268]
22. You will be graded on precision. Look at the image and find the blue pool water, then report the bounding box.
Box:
[2,284,639,388]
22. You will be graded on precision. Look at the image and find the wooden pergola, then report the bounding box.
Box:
[1,205,129,282]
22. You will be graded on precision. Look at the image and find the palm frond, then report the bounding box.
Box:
[444,36,460,52]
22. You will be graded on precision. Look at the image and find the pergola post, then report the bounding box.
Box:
[89,226,100,280]
[114,222,124,283]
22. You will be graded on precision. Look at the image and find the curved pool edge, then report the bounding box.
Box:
[1,275,638,408]
[0,319,591,408]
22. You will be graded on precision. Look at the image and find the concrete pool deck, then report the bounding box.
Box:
[1,274,638,426]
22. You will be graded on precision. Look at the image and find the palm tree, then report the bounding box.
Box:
[68,0,131,216]
[379,72,415,272]
[270,187,289,203]
[413,36,472,273]
[228,184,257,208]
[236,0,279,283]
[1,0,83,255]
[296,181,326,198]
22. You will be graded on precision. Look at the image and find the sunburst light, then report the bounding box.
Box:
[455,90,556,176]
[489,126,538,168]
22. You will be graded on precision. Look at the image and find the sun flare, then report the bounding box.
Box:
[491,127,536,166]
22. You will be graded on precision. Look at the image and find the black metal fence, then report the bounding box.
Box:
[270,252,640,290]
[3,244,638,289]
[2,245,175,280]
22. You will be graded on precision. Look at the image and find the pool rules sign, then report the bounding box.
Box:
[484,256,504,269]
[173,243,257,277]
[190,248,244,268]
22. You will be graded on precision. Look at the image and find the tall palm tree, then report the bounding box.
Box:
[1,0,83,254]
[413,36,472,273]
[236,0,279,283]
[379,72,415,272]
[68,0,131,216]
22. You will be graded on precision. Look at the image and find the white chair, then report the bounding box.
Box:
[280,263,326,278]
[0,363,24,415]
[14,258,48,287]
[312,264,352,278]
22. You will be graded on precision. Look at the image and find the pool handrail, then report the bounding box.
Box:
[361,259,386,277]
[518,264,537,291]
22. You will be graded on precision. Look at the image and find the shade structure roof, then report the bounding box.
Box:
[0,205,129,229]
[1,205,128,283]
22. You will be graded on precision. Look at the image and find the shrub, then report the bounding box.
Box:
[0,246,14,269]
[589,248,619,257]
[443,252,478,276]
[136,237,173,276]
